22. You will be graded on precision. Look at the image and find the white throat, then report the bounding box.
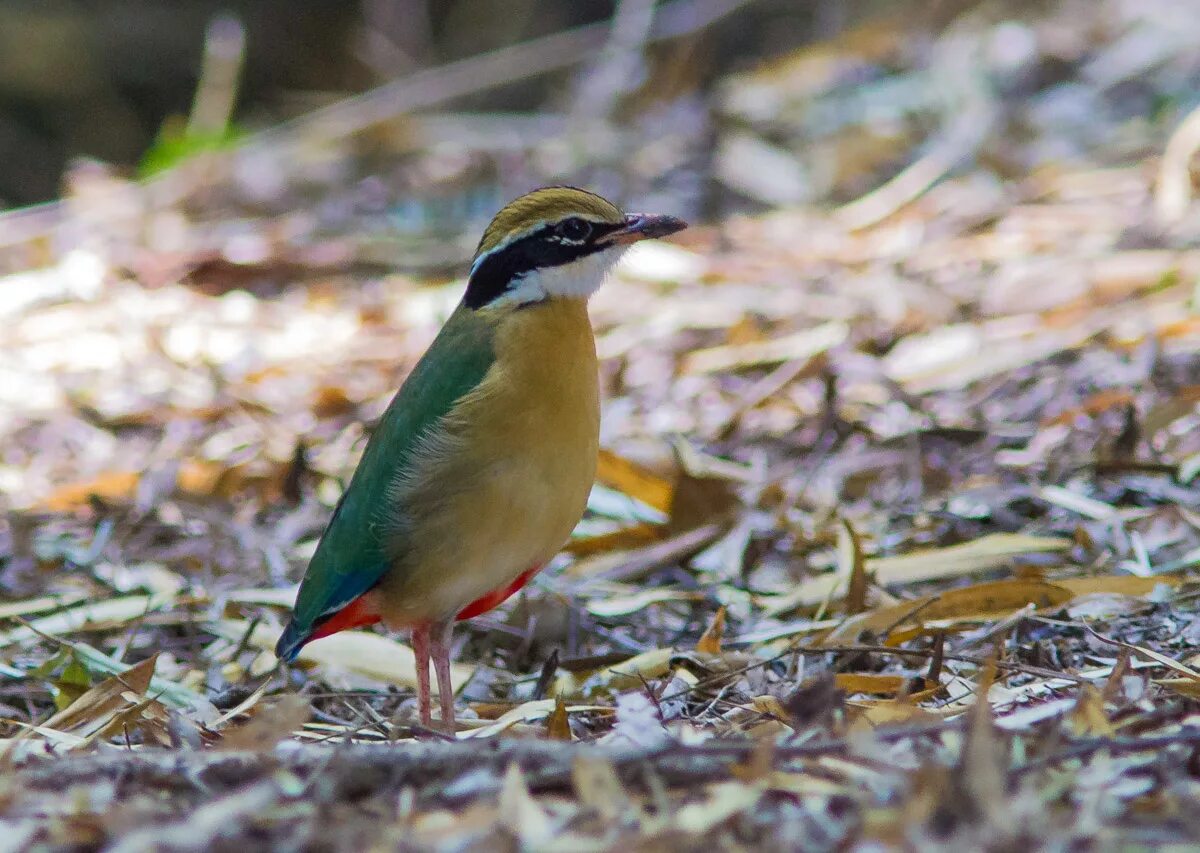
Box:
[493,245,626,307]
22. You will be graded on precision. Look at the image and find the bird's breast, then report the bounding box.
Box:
[378,298,600,624]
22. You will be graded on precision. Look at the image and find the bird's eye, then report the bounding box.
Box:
[555,217,592,242]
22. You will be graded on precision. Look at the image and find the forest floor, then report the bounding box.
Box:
[3,1,1200,850]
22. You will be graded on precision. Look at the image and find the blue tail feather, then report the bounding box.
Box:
[275,620,308,662]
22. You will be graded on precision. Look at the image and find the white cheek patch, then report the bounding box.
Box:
[496,245,626,306]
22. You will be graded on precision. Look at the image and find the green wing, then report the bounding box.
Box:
[277,305,495,658]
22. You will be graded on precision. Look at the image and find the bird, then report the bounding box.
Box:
[275,186,686,732]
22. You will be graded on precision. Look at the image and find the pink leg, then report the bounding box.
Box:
[410,623,432,727]
[429,618,456,734]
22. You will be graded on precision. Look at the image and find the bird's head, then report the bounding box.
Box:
[463,186,687,310]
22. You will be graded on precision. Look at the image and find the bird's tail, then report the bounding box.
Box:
[275,620,309,662]
[275,594,382,662]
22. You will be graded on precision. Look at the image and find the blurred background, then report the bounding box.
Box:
[1,0,1197,273]
[0,0,830,206]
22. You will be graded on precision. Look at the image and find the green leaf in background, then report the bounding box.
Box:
[138,116,246,177]
[52,654,93,711]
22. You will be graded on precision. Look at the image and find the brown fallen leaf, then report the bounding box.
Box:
[667,454,742,533]
[566,523,726,584]
[901,578,1072,624]
[1042,389,1135,426]
[553,648,674,698]
[681,321,848,374]
[571,754,632,820]
[30,655,171,748]
[835,673,908,696]
[38,471,140,511]
[217,695,311,751]
[562,522,663,557]
[595,449,674,514]
[827,579,1073,643]
[730,737,777,782]
[764,533,1072,616]
[459,700,609,738]
[1056,575,1180,597]
[36,458,292,512]
[750,694,790,720]
[311,384,357,417]
[1068,685,1113,737]
[840,517,869,615]
[498,763,552,845]
[850,700,940,729]
[696,606,727,654]
[782,673,843,728]
[546,695,572,741]
[1155,678,1200,699]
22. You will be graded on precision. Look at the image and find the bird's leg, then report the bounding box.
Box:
[429,618,456,734]
[410,622,432,728]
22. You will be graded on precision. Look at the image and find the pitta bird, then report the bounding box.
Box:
[275,187,686,731]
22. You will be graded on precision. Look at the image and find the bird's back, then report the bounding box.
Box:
[276,305,497,658]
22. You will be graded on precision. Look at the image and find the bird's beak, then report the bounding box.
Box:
[603,213,688,245]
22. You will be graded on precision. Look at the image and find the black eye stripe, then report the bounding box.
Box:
[463,220,622,309]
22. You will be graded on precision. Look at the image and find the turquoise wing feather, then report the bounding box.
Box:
[276,306,495,659]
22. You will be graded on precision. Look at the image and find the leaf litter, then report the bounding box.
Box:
[3,0,1200,849]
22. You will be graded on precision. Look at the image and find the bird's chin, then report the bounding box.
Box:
[500,246,623,305]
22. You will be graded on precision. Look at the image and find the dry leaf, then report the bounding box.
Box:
[498,763,552,845]
[572,754,632,820]
[0,594,179,649]
[682,321,848,374]
[750,695,790,720]
[563,522,663,557]
[696,606,727,654]
[1056,576,1179,597]
[585,588,705,618]
[667,469,741,533]
[730,737,777,782]
[1068,685,1113,737]
[0,593,90,621]
[38,471,140,511]
[868,535,1072,585]
[552,648,673,698]
[546,695,572,741]
[32,655,172,748]
[459,700,607,739]
[827,579,1073,643]
[217,695,311,751]
[565,523,725,583]
[835,673,909,696]
[766,534,1071,616]
[595,449,674,514]
[840,517,869,615]
[673,782,763,833]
